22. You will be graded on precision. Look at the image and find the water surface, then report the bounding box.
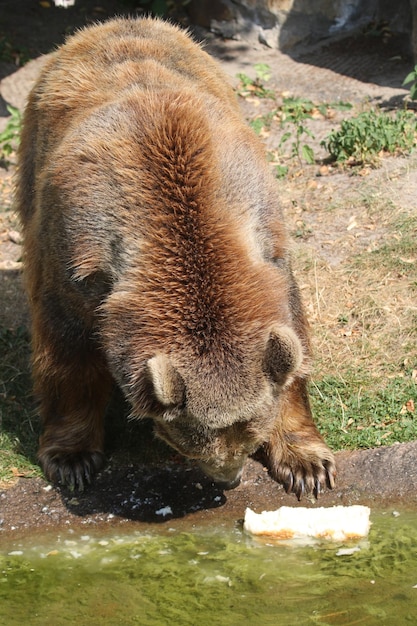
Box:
[1,510,416,625]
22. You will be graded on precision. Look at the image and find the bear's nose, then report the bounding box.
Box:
[198,459,245,490]
[215,474,242,490]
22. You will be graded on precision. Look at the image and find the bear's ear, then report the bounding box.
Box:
[147,354,185,407]
[263,325,304,386]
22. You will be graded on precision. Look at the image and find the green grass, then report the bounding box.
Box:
[0,105,22,167]
[312,373,417,451]
[0,326,41,482]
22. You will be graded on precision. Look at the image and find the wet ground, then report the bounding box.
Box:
[2,441,417,540]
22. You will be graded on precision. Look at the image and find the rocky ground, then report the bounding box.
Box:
[0,3,416,541]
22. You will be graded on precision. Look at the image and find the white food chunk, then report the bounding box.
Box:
[244,505,371,541]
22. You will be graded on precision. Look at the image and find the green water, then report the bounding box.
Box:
[1,511,416,626]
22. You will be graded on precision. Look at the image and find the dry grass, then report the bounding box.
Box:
[279,157,417,381]
[278,153,417,449]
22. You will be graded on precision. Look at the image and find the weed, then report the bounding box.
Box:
[238,69,354,171]
[292,219,313,240]
[403,64,417,100]
[236,63,275,99]
[318,101,353,115]
[322,108,417,165]
[274,164,289,179]
[253,63,272,83]
[0,105,22,167]
[249,111,275,135]
[278,97,316,164]
[266,150,289,179]
[277,98,351,166]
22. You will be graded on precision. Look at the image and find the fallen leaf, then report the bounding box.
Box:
[406,399,415,413]
[11,467,28,477]
[400,399,414,414]
[245,97,261,106]
[259,128,270,139]
[381,431,393,439]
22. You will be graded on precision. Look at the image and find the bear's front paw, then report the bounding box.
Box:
[275,456,335,500]
[262,436,336,500]
[39,450,105,491]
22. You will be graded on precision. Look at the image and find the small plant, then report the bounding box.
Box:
[266,150,288,179]
[249,111,275,135]
[278,97,316,164]
[274,164,289,179]
[403,64,417,100]
[0,105,22,167]
[322,108,417,165]
[292,220,313,240]
[273,99,351,169]
[236,63,275,99]
[253,62,272,83]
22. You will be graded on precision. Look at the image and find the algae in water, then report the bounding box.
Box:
[1,511,417,625]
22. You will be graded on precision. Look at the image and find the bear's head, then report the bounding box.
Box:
[140,324,305,488]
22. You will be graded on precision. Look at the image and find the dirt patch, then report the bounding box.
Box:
[0,6,416,538]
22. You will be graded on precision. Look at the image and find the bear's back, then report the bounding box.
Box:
[33,17,239,120]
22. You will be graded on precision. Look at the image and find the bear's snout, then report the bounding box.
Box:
[214,473,242,491]
[198,459,245,491]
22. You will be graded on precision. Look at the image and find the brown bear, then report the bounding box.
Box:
[16,17,335,497]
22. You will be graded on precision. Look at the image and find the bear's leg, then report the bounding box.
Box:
[32,314,113,490]
[262,377,336,499]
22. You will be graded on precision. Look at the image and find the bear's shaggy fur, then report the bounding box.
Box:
[16,17,335,496]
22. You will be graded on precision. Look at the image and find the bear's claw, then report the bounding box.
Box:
[40,451,105,491]
[269,453,336,500]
